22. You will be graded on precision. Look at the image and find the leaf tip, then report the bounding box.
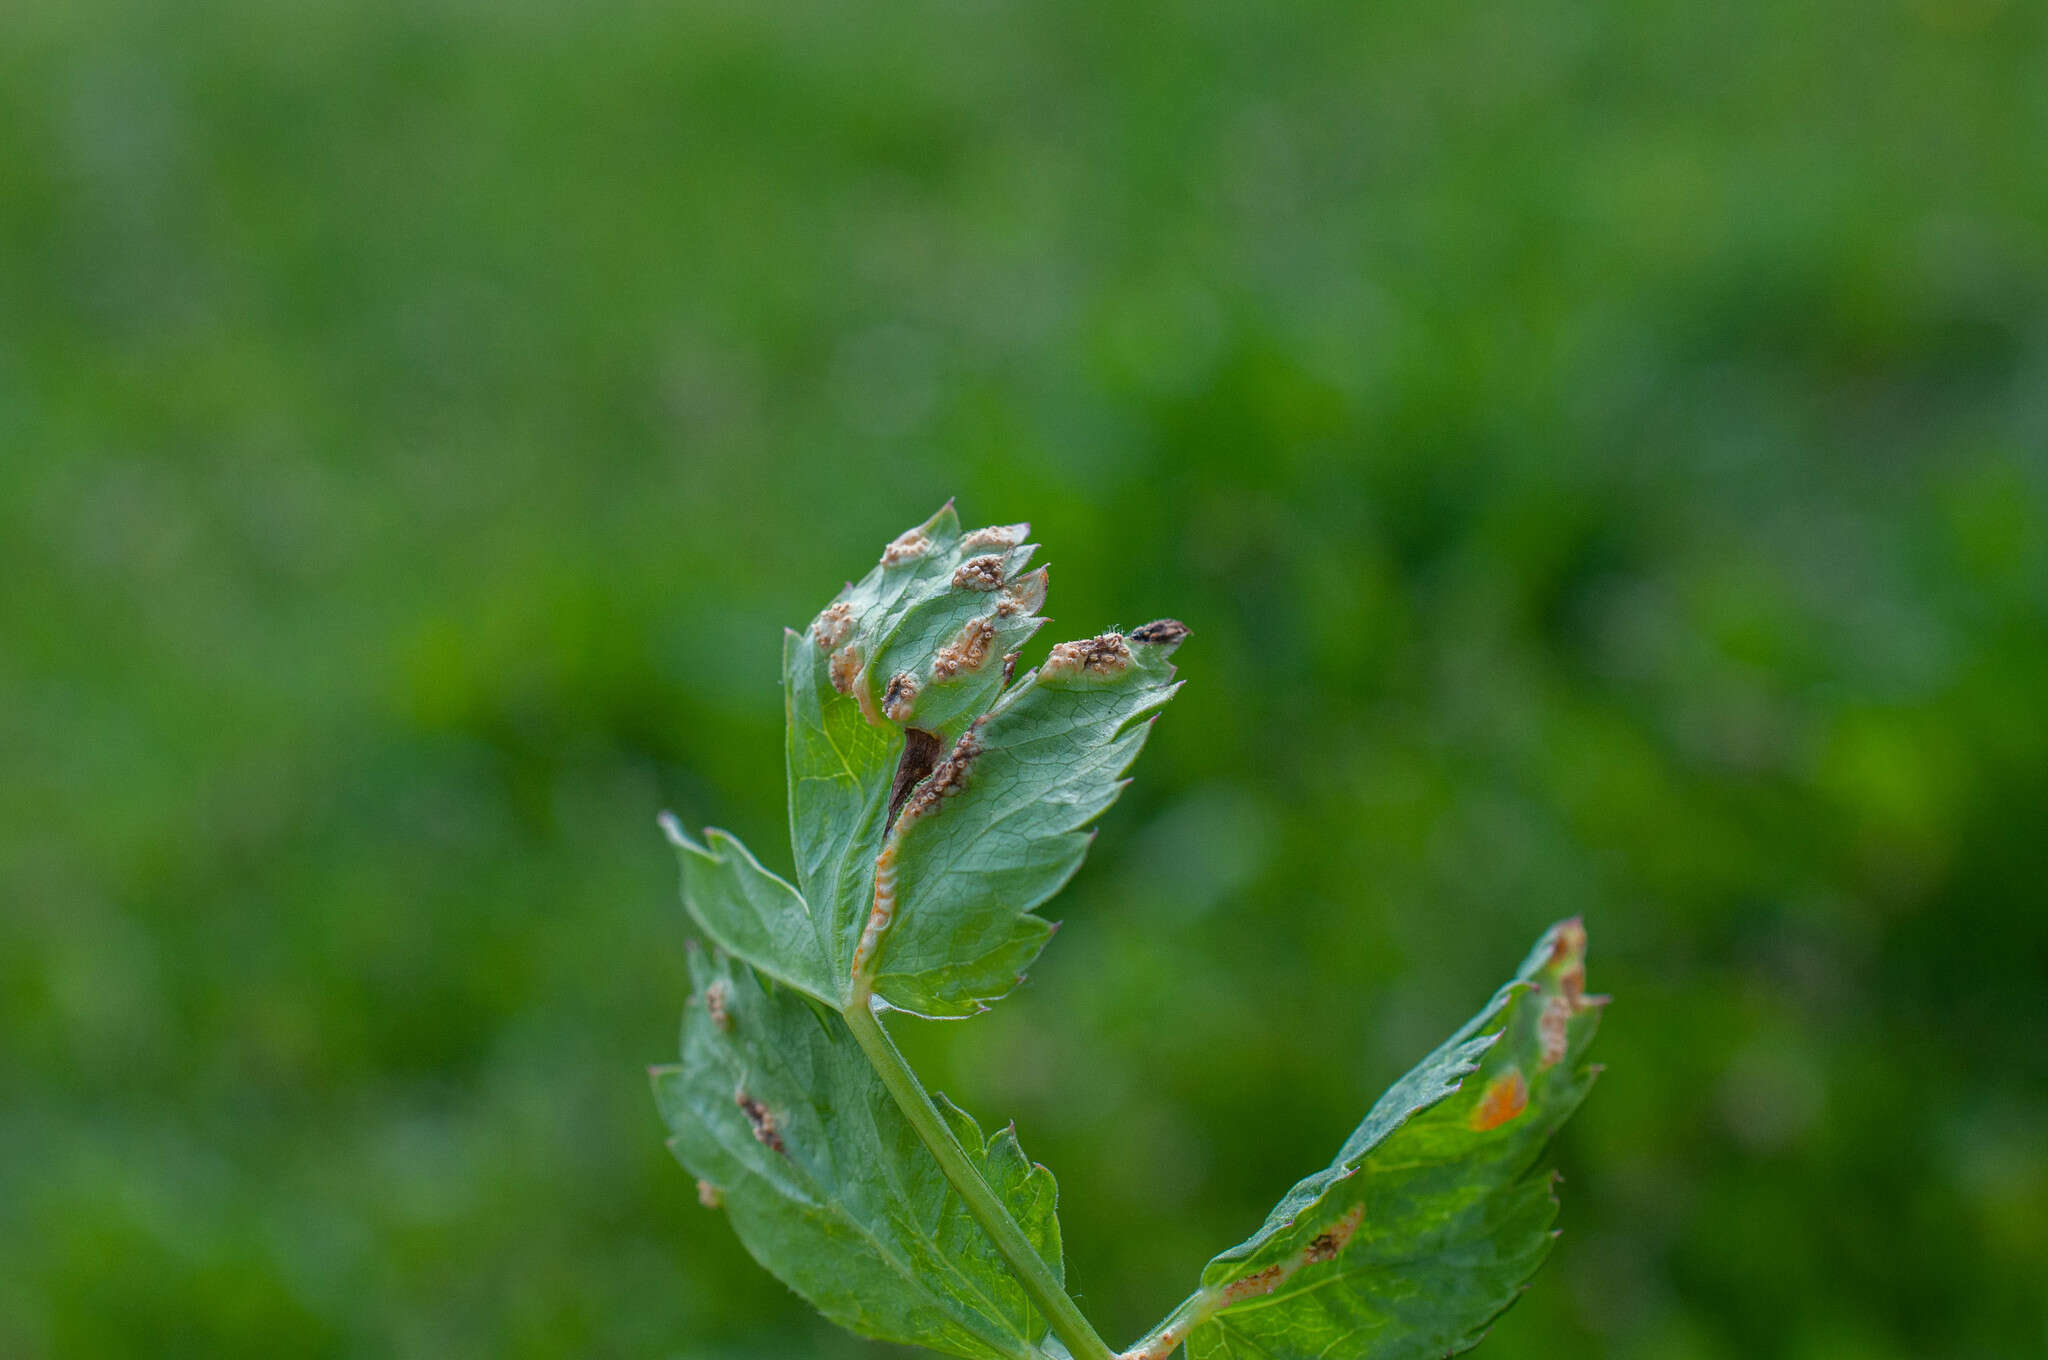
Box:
[1127,618,1190,650]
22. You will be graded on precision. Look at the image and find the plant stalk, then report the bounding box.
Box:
[841,996,1117,1360]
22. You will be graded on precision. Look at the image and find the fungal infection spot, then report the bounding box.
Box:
[1000,651,1020,686]
[696,1180,724,1210]
[952,555,1006,591]
[882,671,921,722]
[811,600,855,651]
[850,843,900,979]
[704,980,732,1033]
[960,523,1025,551]
[1305,1204,1364,1263]
[898,724,983,826]
[881,527,931,566]
[933,616,998,678]
[1471,1069,1530,1131]
[1128,618,1189,647]
[995,567,1048,618]
[1043,632,1132,678]
[1219,1265,1284,1305]
[735,1089,787,1155]
[827,644,862,696]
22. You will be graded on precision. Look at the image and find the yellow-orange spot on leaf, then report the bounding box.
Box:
[1471,1069,1529,1131]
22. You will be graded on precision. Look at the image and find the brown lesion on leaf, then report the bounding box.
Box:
[933,616,998,678]
[827,643,862,695]
[1128,618,1189,647]
[952,554,1006,591]
[1000,651,1020,686]
[735,1089,786,1155]
[1470,1068,1530,1131]
[898,722,984,827]
[1305,1204,1364,1263]
[810,600,855,651]
[882,671,921,722]
[704,980,732,1034]
[881,527,931,566]
[1043,632,1132,678]
[886,728,946,827]
[696,1179,724,1210]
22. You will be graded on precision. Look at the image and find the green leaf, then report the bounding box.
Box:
[658,820,840,1005]
[864,626,1187,1017]
[776,503,1053,1006]
[1130,920,1604,1360]
[652,948,1066,1360]
[749,503,1182,1014]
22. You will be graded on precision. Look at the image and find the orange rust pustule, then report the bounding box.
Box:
[1471,1069,1530,1132]
[882,671,920,722]
[696,1179,723,1209]
[704,980,732,1033]
[735,1090,786,1155]
[1044,632,1132,678]
[952,555,1006,591]
[994,567,1048,619]
[811,600,855,650]
[960,524,1024,551]
[933,616,999,678]
[827,644,862,695]
[850,841,901,980]
[881,528,930,565]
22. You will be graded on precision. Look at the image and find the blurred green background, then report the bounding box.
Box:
[4,0,2045,1356]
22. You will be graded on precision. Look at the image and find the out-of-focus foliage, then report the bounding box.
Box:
[1,0,2042,1356]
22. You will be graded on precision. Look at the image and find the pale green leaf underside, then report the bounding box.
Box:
[652,950,1064,1360]
[1135,920,1603,1360]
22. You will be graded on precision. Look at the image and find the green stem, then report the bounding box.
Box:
[841,997,1117,1360]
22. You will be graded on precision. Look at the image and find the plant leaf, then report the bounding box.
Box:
[652,948,1066,1360]
[658,820,840,1005]
[1131,920,1603,1360]
[776,504,1052,1005]
[763,504,1181,1014]
[864,627,1186,1017]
